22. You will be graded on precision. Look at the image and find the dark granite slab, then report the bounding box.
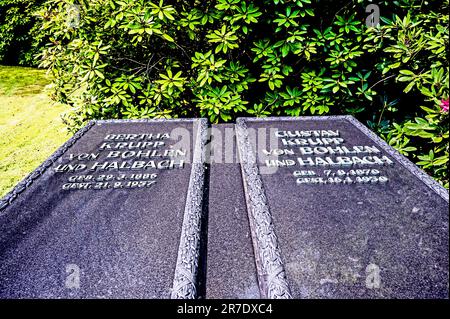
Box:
[0,119,208,299]
[236,116,449,299]
[205,124,260,298]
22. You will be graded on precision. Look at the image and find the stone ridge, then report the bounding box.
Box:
[235,118,292,299]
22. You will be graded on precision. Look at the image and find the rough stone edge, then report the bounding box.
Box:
[238,116,448,202]
[170,118,208,299]
[235,118,292,299]
[0,120,97,214]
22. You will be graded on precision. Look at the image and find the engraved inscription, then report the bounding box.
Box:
[263,129,393,185]
[54,132,187,191]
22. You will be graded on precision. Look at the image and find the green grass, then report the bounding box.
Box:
[0,65,69,197]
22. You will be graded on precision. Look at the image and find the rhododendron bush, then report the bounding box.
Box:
[0,0,448,187]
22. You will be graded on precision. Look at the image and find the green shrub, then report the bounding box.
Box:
[0,0,46,65]
[37,0,379,124]
[33,0,449,187]
[364,5,449,188]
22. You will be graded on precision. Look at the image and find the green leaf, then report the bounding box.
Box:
[162,33,174,42]
[403,81,416,93]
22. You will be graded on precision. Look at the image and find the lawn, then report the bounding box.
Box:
[0,65,69,197]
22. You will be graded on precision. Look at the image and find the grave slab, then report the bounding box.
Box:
[236,116,449,299]
[0,119,208,299]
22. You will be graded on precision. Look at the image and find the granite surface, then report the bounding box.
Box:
[2,116,448,299]
[0,119,206,298]
[236,116,449,299]
[205,124,260,298]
